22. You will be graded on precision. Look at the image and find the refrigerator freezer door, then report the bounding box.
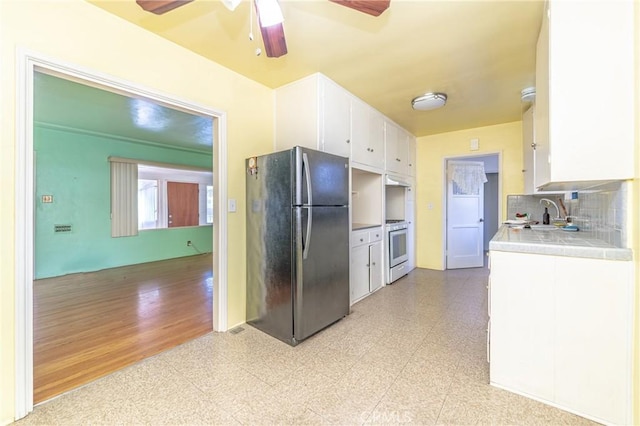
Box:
[295,147,349,207]
[294,205,350,342]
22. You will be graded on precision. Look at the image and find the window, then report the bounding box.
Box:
[137,164,213,230]
[110,157,212,237]
[138,179,158,230]
[199,185,214,226]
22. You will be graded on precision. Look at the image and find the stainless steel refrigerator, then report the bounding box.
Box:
[246,146,350,346]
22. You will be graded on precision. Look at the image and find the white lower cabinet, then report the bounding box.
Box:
[350,227,383,304]
[489,252,555,401]
[489,250,633,425]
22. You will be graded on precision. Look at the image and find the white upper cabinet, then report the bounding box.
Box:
[275,73,414,174]
[275,74,350,158]
[407,134,416,177]
[534,0,634,190]
[522,105,536,194]
[385,120,408,176]
[351,97,385,170]
[321,78,351,158]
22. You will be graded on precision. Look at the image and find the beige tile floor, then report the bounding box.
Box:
[16,267,596,425]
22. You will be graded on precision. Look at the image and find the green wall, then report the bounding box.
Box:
[34,125,214,279]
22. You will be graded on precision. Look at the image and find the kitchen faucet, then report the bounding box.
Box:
[539,198,562,220]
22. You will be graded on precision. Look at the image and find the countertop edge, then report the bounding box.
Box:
[489,226,633,261]
[352,223,383,231]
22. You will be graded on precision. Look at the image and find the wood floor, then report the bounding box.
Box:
[33,254,213,404]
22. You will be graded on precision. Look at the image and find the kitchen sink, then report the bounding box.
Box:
[528,224,561,231]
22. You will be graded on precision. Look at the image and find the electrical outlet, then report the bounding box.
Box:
[187,240,192,246]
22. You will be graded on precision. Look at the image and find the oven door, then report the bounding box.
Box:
[388,228,408,268]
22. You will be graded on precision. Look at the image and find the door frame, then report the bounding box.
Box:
[14,49,229,418]
[442,152,502,270]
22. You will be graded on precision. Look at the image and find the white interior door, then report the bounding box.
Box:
[446,160,484,269]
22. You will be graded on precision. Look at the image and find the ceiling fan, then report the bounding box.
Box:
[135,0,390,58]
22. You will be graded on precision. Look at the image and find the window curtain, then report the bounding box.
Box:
[449,162,488,195]
[110,159,138,237]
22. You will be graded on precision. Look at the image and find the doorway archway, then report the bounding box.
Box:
[15,51,228,417]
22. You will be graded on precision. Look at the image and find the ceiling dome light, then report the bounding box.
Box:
[411,92,447,111]
[520,86,536,103]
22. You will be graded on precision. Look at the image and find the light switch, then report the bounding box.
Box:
[470,138,479,151]
[42,195,53,203]
[228,199,237,212]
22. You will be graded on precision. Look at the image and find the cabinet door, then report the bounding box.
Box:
[367,109,385,169]
[554,257,633,425]
[351,97,370,165]
[321,78,351,158]
[369,241,383,292]
[522,106,535,194]
[351,99,384,169]
[489,251,555,401]
[384,121,399,173]
[535,1,634,188]
[533,5,550,189]
[407,135,416,177]
[275,75,320,151]
[350,244,370,303]
[385,121,407,175]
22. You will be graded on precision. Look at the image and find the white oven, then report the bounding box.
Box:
[386,221,409,283]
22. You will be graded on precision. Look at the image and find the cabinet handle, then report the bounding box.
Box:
[372,261,376,266]
[396,158,401,162]
[531,142,537,148]
[346,139,350,144]
[360,238,364,242]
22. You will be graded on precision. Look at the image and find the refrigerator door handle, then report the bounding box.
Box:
[302,152,313,206]
[303,206,312,260]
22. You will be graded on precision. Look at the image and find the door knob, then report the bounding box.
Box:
[479,218,484,222]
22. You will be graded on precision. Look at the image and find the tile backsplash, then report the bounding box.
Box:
[506,181,627,247]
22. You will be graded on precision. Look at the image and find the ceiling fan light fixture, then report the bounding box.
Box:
[411,92,447,111]
[255,0,284,27]
[222,0,241,11]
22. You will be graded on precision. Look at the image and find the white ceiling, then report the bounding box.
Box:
[90,0,544,137]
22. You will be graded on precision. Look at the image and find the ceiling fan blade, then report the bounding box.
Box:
[254,0,288,58]
[259,23,288,58]
[329,0,390,17]
[136,0,194,15]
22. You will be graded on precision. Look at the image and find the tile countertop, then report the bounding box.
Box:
[490,225,632,261]
[352,223,383,231]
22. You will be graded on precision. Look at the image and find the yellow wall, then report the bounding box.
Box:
[0,0,273,422]
[415,121,523,270]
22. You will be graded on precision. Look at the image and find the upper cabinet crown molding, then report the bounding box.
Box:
[533,0,634,191]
